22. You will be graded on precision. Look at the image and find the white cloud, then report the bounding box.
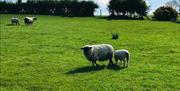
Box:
[94,0,110,16]
[97,0,109,5]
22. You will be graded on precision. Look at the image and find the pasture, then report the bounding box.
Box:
[0,14,180,91]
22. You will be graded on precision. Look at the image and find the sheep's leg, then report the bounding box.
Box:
[126,59,128,67]
[31,22,33,25]
[94,61,99,67]
[115,58,118,64]
[120,60,122,66]
[109,58,113,65]
[91,61,95,67]
[123,60,125,67]
[126,53,129,67]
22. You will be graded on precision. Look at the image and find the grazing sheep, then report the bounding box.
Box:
[24,17,37,25]
[11,17,20,25]
[114,49,130,67]
[81,44,114,67]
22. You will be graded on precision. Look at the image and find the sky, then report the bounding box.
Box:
[94,0,170,15]
[1,0,171,15]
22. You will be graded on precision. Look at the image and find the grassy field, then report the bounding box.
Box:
[0,14,180,91]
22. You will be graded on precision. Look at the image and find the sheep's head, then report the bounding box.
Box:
[81,45,92,53]
[81,45,93,60]
[33,17,37,20]
[81,45,92,50]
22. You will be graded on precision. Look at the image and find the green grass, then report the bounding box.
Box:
[0,14,180,91]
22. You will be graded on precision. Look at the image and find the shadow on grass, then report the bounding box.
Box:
[6,24,14,26]
[151,18,180,24]
[174,21,180,23]
[65,65,105,74]
[107,64,126,70]
[96,16,144,21]
[6,24,21,26]
[66,64,126,74]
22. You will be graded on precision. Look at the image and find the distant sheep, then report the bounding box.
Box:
[114,49,130,67]
[24,17,37,25]
[11,17,20,25]
[81,44,114,67]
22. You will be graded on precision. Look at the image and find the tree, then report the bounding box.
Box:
[166,0,180,13]
[0,0,98,16]
[17,0,22,4]
[108,0,148,19]
[153,6,178,21]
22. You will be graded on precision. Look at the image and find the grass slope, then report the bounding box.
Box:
[0,14,180,91]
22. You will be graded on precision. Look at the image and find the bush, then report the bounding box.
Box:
[111,33,119,40]
[153,6,178,21]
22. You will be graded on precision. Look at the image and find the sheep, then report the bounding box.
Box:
[81,44,114,67]
[24,17,37,25]
[11,17,20,25]
[114,49,130,67]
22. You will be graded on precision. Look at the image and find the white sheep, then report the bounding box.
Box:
[114,49,130,67]
[11,17,20,25]
[81,44,114,67]
[24,17,37,25]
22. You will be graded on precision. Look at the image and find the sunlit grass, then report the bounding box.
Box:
[0,14,180,91]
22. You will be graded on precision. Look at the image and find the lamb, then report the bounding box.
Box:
[114,49,130,67]
[24,17,37,25]
[81,44,114,67]
[11,17,20,25]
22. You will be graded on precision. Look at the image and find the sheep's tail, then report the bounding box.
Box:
[126,52,130,62]
[125,52,130,67]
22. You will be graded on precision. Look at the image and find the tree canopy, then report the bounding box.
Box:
[153,6,178,21]
[0,0,98,17]
[108,0,149,19]
[165,0,180,13]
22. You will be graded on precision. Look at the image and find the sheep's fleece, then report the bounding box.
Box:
[114,49,129,61]
[24,17,36,25]
[11,18,20,25]
[81,44,114,61]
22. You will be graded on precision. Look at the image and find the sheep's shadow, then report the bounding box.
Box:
[6,24,20,26]
[107,64,126,70]
[66,64,126,74]
[65,65,105,74]
[6,24,14,26]
[175,21,180,24]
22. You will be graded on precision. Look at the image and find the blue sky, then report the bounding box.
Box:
[94,0,170,15]
[1,0,170,15]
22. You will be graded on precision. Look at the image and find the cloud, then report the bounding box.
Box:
[94,0,110,15]
[97,0,109,5]
[0,0,27,2]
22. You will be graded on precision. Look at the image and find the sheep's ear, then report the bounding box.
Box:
[81,47,84,50]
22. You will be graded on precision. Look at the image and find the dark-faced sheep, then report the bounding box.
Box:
[11,18,20,25]
[24,17,37,25]
[81,44,114,67]
[114,50,130,67]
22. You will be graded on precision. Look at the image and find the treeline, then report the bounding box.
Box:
[0,0,98,17]
[108,0,149,19]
